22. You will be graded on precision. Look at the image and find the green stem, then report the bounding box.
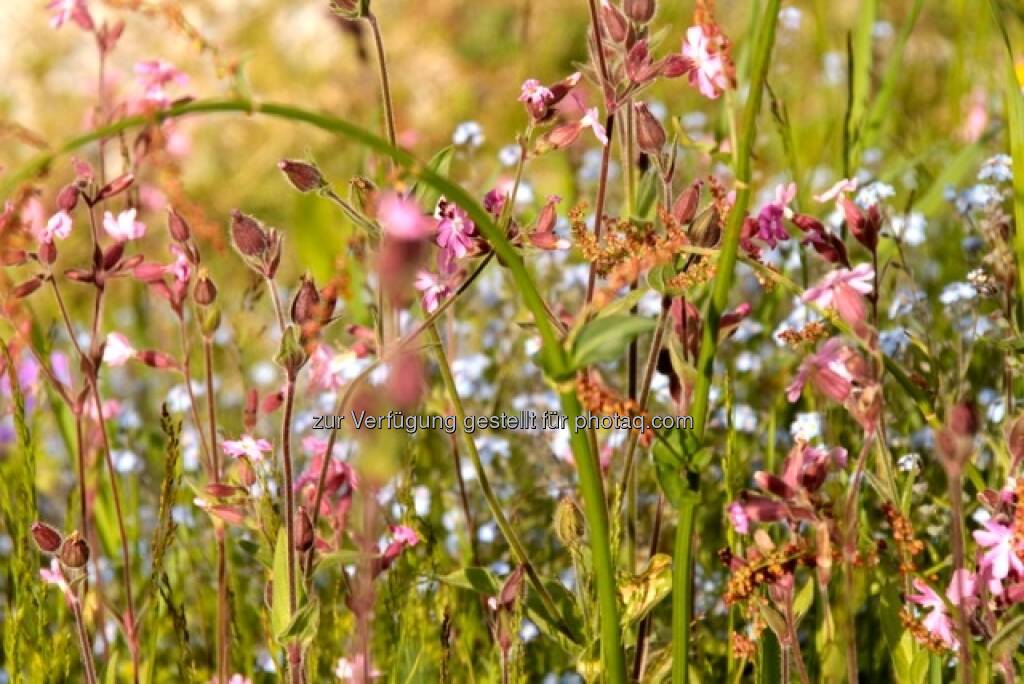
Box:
[671,500,697,684]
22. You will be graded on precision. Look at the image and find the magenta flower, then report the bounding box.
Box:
[377,194,434,240]
[435,199,477,258]
[102,332,137,367]
[390,524,420,547]
[222,435,273,461]
[103,209,146,242]
[39,211,73,244]
[135,60,188,106]
[47,0,93,30]
[39,558,76,603]
[414,270,452,313]
[518,79,553,106]
[727,501,749,534]
[756,182,796,247]
[681,26,729,99]
[802,264,874,327]
[786,337,855,403]
[973,519,1024,581]
[168,245,192,284]
[907,579,956,648]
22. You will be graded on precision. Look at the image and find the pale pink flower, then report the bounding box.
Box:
[907,579,956,648]
[102,332,137,367]
[681,26,729,99]
[40,558,76,603]
[221,435,273,461]
[40,211,73,244]
[103,209,146,242]
[83,398,121,423]
[377,194,434,240]
[390,524,420,547]
[786,337,855,403]
[414,270,452,313]
[135,60,188,106]
[435,200,476,258]
[168,245,191,283]
[518,79,553,106]
[307,344,350,392]
[727,501,749,534]
[813,178,858,204]
[47,0,93,30]
[802,263,874,327]
[579,108,609,146]
[973,520,1024,581]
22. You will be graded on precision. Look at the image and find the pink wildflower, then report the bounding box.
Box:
[221,435,273,461]
[168,245,191,283]
[973,519,1024,581]
[681,26,729,99]
[103,209,146,242]
[390,524,420,547]
[907,579,956,648]
[756,182,796,247]
[802,263,874,327]
[518,79,553,106]
[813,178,858,204]
[377,194,434,240]
[435,199,477,258]
[47,0,93,30]
[414,270,452,313]
[579,108,609,146]
[102,332,137,367]
[786,337,855,403]
[40,211,73,244]
[135,60,188,106]
[727,501,749,534]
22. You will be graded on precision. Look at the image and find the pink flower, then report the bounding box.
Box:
[40,558,76,602]
[973,520,1024,581]
[786,337,855,403]
[435,199,476,258]
[802,264,874,327]
[727,501,749,534]
[518,79,553,106]
[813,178,858,204]
[756,182,796,247]
[39,211,73,244]
[414,270,452,313]
[681,26,729,99]
[168,245,191,283]
[221,435,273,461]
[103,209,146,242]
[579,108,609,146]
[83,398,121,424]
[907,579,956,648]
[307,344,350,391]
[390,524,420,547]
[102,332,137,367]
[135,60,188,106]
[47,0,93,30]
[377,194,434,240]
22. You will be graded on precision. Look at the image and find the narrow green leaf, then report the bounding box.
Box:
[270,527,291,640]
[411,146,455,211]
[569,314,655,370]
[990,611,1024,661]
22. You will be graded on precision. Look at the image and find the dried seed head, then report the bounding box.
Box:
[278,160,327,193]
[58,530,90,568]
[624,0,655,23]
[634,101,666,155]
[294,506,314,552]
[31,522,63,554]
[167,206,190,243]
[230,210,268,258]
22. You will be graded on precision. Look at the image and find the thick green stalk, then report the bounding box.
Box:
[673,3,781,682]
[2,96,627,683]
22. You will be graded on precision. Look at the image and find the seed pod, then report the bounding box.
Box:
[31,522,63,553]
[56,184,80,212]
[634,101,666,155]
[167,206,190,242]
[275,324,308,377]
[600,1,628,43]
[688,207,721,248]
[278,160,327,193]
[294,506,314,552]
[193,271,218,306]
[624,0,655,22]
[58,530,90,569]
[201,305,221,337]
[230,210,268,258]
[290,275,321,327]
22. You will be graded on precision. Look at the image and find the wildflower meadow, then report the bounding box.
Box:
[3,0,1024,681]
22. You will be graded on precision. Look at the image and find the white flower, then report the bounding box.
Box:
[103,209,146,241]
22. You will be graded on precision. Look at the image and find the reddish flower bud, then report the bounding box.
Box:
[64,269,96,284]
[1,249,28,266]
[949,401,978,438]
[39,242,57,265]
[278,160,327,193]
[230,210,268,258]
[235,458,257,487]
[31,522,63,553]
[193,272,218,306]
[544,123,583,150]
[294,506,314,552]
[56,184,80,212]
[633,101,666,155]
[139,350,179,370]
[625,40,660,83]
[102,242,125,271]
[672,180,701,224]
[600,2,628,43]
[290,275,321,327]
[95,173,135,202]
[661,54,693,78]
[262,390,285,414]
[208,505,246,527]
[840,197,879,252]
[132,262,168,283]
[167,207,190,242]
[58,530,90,568]
[244,388,259,431]
[624,0,655,23]
[13,277,43,299]
[205,483,244,499]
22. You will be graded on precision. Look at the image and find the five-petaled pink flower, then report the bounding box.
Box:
[40,211,73,244]
[48,0,93,30]
[802,263,874,327]
[390,524,420,547]
[377,194,434,240]
[102,332,137,367]
[973,520,1024,582]
[222,435,274,461]
[435,199,477,258]
[414,270,452,313]
[103,209,146,242]
[168,245,192,283]
[681,26,729,99]
[907,579,956,648]
[756,182,796,247]
[786,337,855,403]
[726,501,750,534]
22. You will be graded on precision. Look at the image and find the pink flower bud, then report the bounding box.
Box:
[672,180,701,224]
[600,2,629,43]
[133,262,168,283]
[624,0,655,23]
[95,173,135,202]
[230,210,269,258]
[138,350,179,370]
[166,206,190,242]
[13,277,43,299]
[39,242,57,265]
[31,522,63,553]
[278,160,327,193]
[633,101,666,154]
[56,184,79,212]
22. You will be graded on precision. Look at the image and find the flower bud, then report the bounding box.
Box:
[600,2,628,43]
[244,388,259,431]
[688,208,721,248]
[193,271,218,306]
[39,241,57,265]
[2,249,28,266]
[672,180,701,225]
[139,350,179,370]
[274,324,308,377]
[236,458,257,488]
[624,0,655,23]
[167,207,190,242]
[58,530,90,569]
[553,497,583,546]
[230,210,268,259]
[634,101,666,155]
[102,242,125,271]
[13,277,43,299]
[661,54,692,78]
[949,401,978,438]
[840,198,879,253]
[31,522,63,553]
[57,184,80,212]
[294,506,314,552]
[65,268,96,284]
[95,173,135,202]
[290,275,321,327]
[201,305,221,337]
[278,160,327,193]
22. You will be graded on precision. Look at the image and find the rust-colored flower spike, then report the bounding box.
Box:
[58,530,90,569]
[600,1,629,43]
[633,101,666,155]
[624,0,655,23]
[278,160,327,194]
[31,522,63,553]
[167,206,190,243]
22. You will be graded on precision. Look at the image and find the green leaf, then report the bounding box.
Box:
[277,599,320,645]
[635,167,659,219]
[270,527,292,640]
[990,611,1024,661]
[438,566,500,595]
[568,314,655,370]
[792,577,814,622]
[618,554,673,627]
[411,146,454,211]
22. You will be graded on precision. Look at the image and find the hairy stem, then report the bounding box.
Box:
[280,376,301,683]
[71,594,99,684]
